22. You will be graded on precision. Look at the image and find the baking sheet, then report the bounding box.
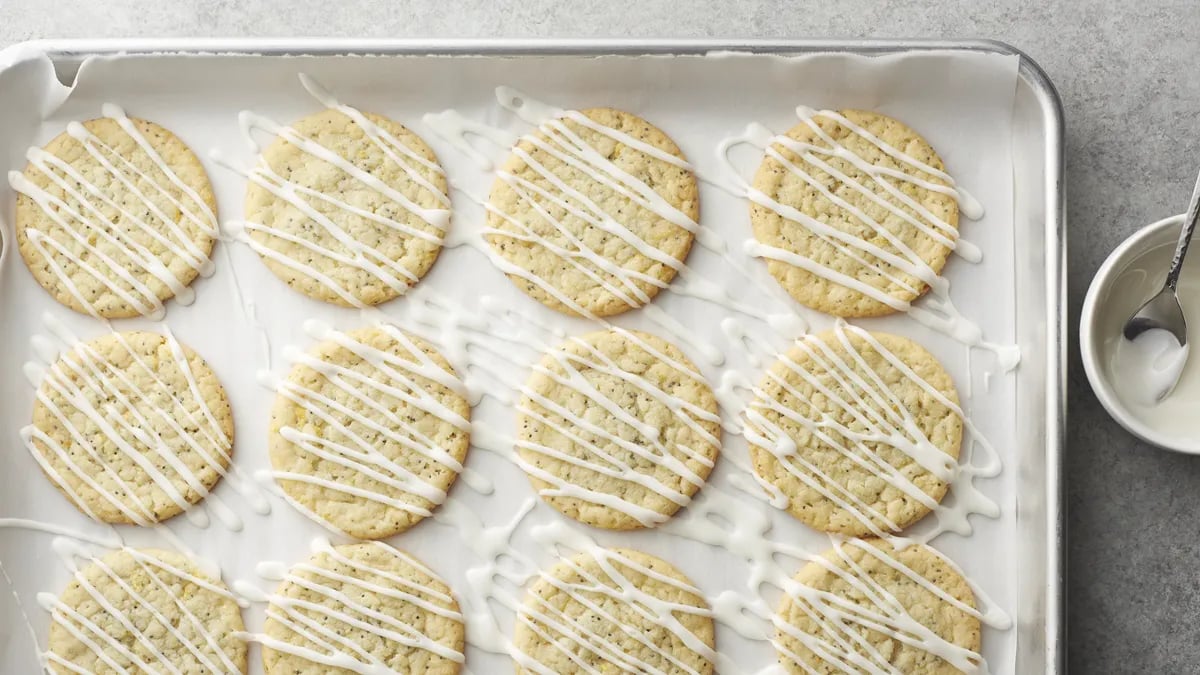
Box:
[0,45,1036,673]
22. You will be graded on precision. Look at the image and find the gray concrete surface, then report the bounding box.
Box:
[3,0,1199,670]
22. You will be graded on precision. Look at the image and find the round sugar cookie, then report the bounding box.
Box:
[775,539,981,674]
[45,548,247,674]
[243,107,450,307]
[486,105,699,317]
[514,547,714,674]
[262,541,464,675]
[516,328,720,529]
[745,325,962,536]
[26,330,233,525]
[14,115,218,319]
[749,109,960,318]
[268,325,470,538]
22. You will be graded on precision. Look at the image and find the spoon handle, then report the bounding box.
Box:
[1166,168,1200,290]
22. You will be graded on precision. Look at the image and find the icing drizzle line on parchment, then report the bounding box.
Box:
[9,105,219,320]
[717,113,1020,371]
[422,86,808,368]
[20,313,270,533]
[212,74,451,309]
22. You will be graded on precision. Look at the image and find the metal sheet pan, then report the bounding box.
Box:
[0,38,1064,674]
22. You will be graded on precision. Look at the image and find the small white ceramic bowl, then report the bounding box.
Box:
[1080,213,1200,453]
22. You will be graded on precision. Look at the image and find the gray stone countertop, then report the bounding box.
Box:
[5,0,1200,671]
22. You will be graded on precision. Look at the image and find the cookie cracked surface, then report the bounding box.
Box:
[244,108,450,307]
[15,116,218,319]
[516,328,721,529]
[515,547,714,674]
[27,330,233,525]
[775,539,981,674]
[487,107,699,317]
[46,548,247,674]
[746,326,962,536]
[269,325,471,538]
[750,109,960,317]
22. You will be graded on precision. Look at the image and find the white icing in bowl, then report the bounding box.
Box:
[1109,328,1189,406]
[1083,213,1200,453]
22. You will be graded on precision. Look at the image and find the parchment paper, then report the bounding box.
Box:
[0,47,1021,674]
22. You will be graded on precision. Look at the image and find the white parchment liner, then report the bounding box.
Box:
[0,49,1020,673]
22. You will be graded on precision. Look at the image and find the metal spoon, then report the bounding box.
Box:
[1123,168,1200,347]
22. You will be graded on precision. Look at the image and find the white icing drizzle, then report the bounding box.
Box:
[433,483,1007,675]
[509,326,721,528]
[21,314,267,531]
[422,89,808,368]
[719,112,1020,372]
[0,252,1004,671]
[743,320,1000,540]
[432,498,537,654]
[391,293,517,405]
[773,538,1002,674]
[235,537,465,673]
[0,519,122,549]
[407,296,722,530]
[259,318,472,534]
[421,109,519,171]
[492,84,700,233]
[667,485,1009,673]
[393,285,998,542]
[404,282,757,439]
[388,286,1008,672]
[39,541,243,674]
[0,556,45,673]
[217,236,273,371]
[514,540,716,674]
[8,104,218,320]
[433,499,729,674]
[215,73,450,308]
[0,522,263,671]
[0,87,1019,675]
